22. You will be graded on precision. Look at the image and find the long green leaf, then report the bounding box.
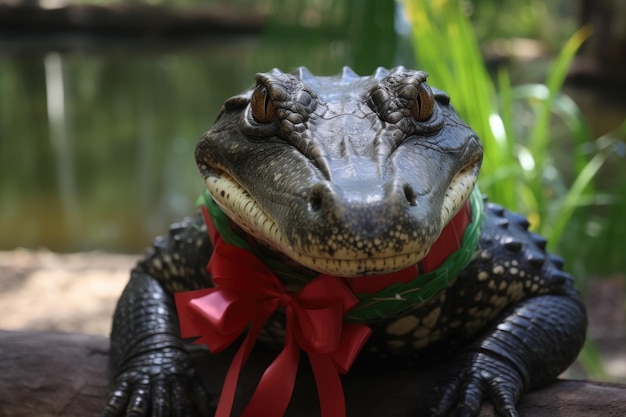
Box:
[529,27,593,161]
[403,0,518,207]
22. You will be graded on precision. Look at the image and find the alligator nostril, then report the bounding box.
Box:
[309,180,416,212]
[309,187,324,212]
[403,183,417,206]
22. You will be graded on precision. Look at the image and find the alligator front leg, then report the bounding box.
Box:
[101,214,214,417]
[429,291,587,417]
[101,272,211,417]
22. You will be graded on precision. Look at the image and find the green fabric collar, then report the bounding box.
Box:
[199,187,483,323]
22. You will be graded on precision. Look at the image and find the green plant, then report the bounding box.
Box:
[403,0,599,245]
[402,0,610,380]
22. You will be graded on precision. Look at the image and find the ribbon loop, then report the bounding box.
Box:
[175,288,254,352]
[175,234,372,417]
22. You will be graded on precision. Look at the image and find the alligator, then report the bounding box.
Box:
[101,67,587,417]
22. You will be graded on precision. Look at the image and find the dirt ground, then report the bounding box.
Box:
[0,249,133,336]
[1,248,624,383]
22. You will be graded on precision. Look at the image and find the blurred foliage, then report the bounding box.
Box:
[257,0,408,75]
[56,0,578,46]
[403,0,626,280]
[403,0,625,380]
[468,0,578,48]
[405,0,593,233]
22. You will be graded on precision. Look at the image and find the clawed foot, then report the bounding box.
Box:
[427,351,524,417]
[101,346,212,417]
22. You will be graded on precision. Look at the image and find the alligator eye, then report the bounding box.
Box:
[411,83,435,122]
[250,84,276,123]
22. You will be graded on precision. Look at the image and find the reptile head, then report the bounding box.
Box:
[196,67,483,277]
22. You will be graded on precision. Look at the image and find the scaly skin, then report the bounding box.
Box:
[102,215,213,417]
[102,67,587,417]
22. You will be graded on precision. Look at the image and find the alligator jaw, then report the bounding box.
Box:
[200,158,478,277]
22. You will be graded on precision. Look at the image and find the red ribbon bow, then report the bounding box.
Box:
[175,235,372,417]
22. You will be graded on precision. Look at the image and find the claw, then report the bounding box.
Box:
[170,381,188,417]
[429,377,460,416]
[455,377,484,416]
[426,351,524,417]
[100,381,130,417]
[487,375,522,417]
[151,379,169,417]
[126,381,151,416]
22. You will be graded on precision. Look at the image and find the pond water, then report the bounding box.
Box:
[1,2,625,282]
[0,1,413,253]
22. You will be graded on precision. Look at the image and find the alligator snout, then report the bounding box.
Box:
[308,178,418,217]
[291,177,439,269]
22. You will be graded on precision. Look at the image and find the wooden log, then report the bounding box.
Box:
[0,4,264,38]
[1,330,625,417]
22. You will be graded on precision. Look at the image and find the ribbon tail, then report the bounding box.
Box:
[331,323,372,373]
[308,352,347,417]
[214,321,264,417]
[241,318,300,417]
